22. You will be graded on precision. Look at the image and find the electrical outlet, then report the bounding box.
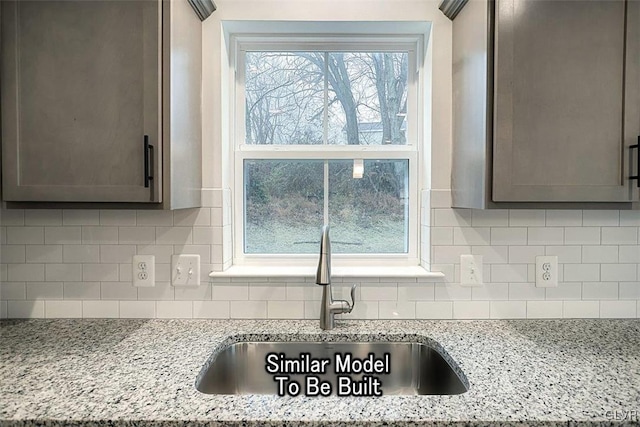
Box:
[536,256,558,287]
[132,255,155,287]
[171,254,200,287]
[460,254,483,286]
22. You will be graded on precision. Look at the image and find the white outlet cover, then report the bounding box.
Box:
[172,254,201,287]
[132,255,155,287]
[535,255,558,288]
[460,254,483,287]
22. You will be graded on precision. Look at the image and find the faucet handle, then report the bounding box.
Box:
[347,284,357,313]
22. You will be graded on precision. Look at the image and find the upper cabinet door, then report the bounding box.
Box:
[1,0,162,202]
[493,0,640,202]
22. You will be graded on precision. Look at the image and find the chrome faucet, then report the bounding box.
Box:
[315,225,356,330]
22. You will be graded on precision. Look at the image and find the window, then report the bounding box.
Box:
[233,36,422,266]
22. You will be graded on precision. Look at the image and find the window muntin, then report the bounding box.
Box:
[235,39,420,262]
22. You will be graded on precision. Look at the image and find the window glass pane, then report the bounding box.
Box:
[245,52,324,145]
[244,160,324,253]
[327,53,408,145]
[328,159,409,253]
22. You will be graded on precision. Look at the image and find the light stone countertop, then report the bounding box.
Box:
[1,319,639,426]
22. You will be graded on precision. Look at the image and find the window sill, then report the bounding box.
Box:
[209,265,445,280]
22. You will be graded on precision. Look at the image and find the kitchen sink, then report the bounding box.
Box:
[195,340,468,396]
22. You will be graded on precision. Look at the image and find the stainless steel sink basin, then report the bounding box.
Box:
[195,341,468,396]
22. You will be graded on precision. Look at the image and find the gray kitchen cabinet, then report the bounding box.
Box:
[1,0,202,209]
[450,0,640,208]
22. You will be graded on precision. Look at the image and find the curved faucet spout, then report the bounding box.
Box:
[314,224,356,330]
[316,225,331,286]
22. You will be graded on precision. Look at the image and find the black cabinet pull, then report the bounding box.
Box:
[631,136,640,188]
[144,135,154,188]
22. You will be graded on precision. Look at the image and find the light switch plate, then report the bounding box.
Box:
[536,256,558,287]
[171,254,200,287]
[132,255,155,287]
[460,254,483,286]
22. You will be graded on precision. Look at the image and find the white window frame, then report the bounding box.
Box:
[231,34,424,268]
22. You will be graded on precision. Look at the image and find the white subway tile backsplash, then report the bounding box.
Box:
[433,209,472,227]
[471,246,509,264]
[26,283,63,300]
[230,301,267,318]
[491,264,528,283]
[563,301,599,318]
[193,301,229,319]
[619,282,640,299]
[508,246,544,263]
[0,301,6,319]
[434,283,472,300]
[582,246,619,263]
[509,210,545,226]
[1,210,24,226]
[8,300,44,318]
[119,301,156,318]
[341,301,378,319]
[509,283,545,300]
[100,282,137,300]
[582,282,618,300]
[491,228,527,245]
[565,227,600,245]
[545,246,582,263]
[63,245,100,263]
[25,245,63,263]
[63,210,100,226]
[490,301,526,319]
[45,264,82,282]
[212,283,248,301]
[619,211,640,226]
[82,227,118,244]
[398,283,435,301]
[601,264,637,281]
[564,264,600,282]
[433,246,471,263]
[1,245,25,263]
[44,227,81,245]
[582,210,619,226]
[45,300,82,318]
[360,283,398,301]
[63,282,101,300]
[1,282,26,300]
[174,284,212,301]
[545,283,582,300]
[472,210,509,227]
[527,301,563,318]
[453,227,490,245]
[118,227,155,244]
[545,210,582,226]
[99,210,136,226]
[156,227,192,245]
[83,300,119,318]
[619,246,640,263]
[415,301,452,319]
[156,301,192,318]
[431,227,453,245]
[100,245,136,263]
[136,211,173,226]
[527,227,564,245]
[600,300,636,318]
[7,227,44,244]
[379,301,416,319]
[471,283,509,300]
[601,228,638,245]
[137,245,174,263]
[249,283,286,301]
[174,208,211,226]
[453,301,490,319]
[83,264,119,282]
[24,210,62,226]
[137,281,174,300]
[8,264,44,282]
[268,301,304,319]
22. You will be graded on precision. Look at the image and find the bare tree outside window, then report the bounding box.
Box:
[243,51,410,255]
